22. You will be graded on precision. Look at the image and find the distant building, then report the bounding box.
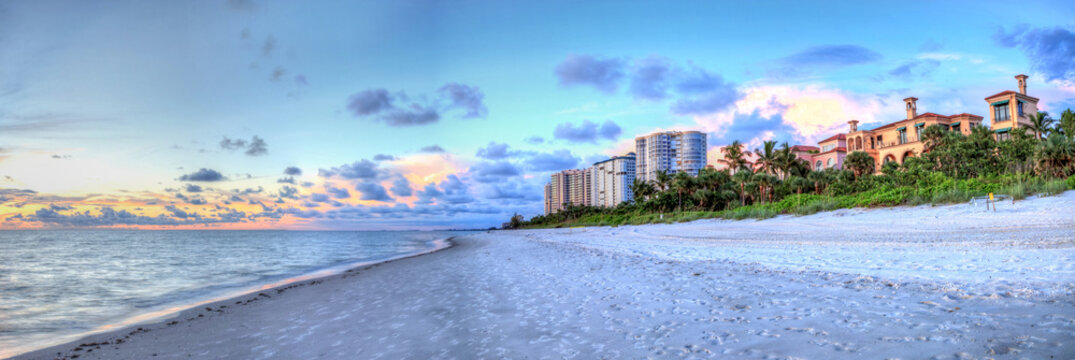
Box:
[590,153,636,208]
[543,168,592,214]
[634,130,707,183]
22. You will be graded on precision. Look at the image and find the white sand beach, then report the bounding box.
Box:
[14,192,1075,359]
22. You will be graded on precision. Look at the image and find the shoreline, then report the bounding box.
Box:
[7,236,458,360]
[10,194,1074,359]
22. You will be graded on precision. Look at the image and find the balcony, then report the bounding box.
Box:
[877,136,920,149]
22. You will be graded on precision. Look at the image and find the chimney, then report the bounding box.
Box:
[903,97,918,120]
[1015,74,1028,95]
[848,120,859,132]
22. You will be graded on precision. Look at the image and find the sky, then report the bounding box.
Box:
[1,0,1074,230]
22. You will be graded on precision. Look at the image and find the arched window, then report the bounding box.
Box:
[826,158,834,168]
[814,160,822,171]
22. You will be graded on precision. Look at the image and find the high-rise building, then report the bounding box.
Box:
[590,153,636,208]
[634,130,707,183]
[543,169,592,214]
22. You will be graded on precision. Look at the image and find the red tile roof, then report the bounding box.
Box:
[818,134,845,144]
[790,145,818,152]
[985,90,1040,101]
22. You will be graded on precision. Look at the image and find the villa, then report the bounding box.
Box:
[809,74,1037,171]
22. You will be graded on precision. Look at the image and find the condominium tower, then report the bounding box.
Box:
[634,130,707,183]
[590,153,636,208]
[544,168,591,214]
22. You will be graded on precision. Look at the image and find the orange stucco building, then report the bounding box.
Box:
[810,74,1037,172]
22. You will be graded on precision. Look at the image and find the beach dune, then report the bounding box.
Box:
[14,193,1075,359]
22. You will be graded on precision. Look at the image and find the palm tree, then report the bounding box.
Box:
[1058,108,1075,139]
[630,178,654,202]
[654,170,672,192]
[1035,133,1075,177]
[753,140,779,176]
[671,172,696,211]
[1028,111,1054,140]
[806,170,829,194]
[844,151,875,178]
[751,172,778,204]
[718,140,752,174]
[732,168,754,205]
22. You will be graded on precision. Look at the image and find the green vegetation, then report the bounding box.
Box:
[520,111,1075,229]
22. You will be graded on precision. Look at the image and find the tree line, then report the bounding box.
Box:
[515,110,1075,228]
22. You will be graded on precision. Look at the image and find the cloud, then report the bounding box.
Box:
[356,182,392,202]
[262,35,276,56]
[470,161,521,183]
[179,168,225,182]
[420,145,445,153]
[695,84,887,145]
[629,56,672,100]
[554,54,625,93]
[319,159,382,180]
[475,142,513,159]
[524,136,544,145]
[770,45,881,77]
[22,206,240,227]
[527,149,579,171]
[325,185,351,199]
[779,45,882,68]
[553,55,742,116]
[245,136,267,156]
[347,89,394,115]
[271,67,286,81]
[372,154,397,161]
[346,83,487,126]
[390,176,412,197]
[220,136,268,156]
[278,185,299,199]
[483,182,541,201]
[439,83,488,118]
[184,184,203,193]
[553,120,622,143]
[284,166,302,175]
[994,25,1075,82]
[670,68,742,115]
[888,59,941,80]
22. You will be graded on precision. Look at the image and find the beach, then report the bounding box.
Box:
[14,193,1075,359]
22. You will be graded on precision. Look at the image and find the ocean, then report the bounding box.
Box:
[0,230,460,358]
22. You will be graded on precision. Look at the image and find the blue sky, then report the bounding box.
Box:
[1,0,1074,229]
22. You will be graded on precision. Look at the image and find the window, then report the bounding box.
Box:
[951,123,960,133]
[1018,101,1024,116]
[826,158,834,168]
[994,104,1010,122]
[997,132,1011,141]
[898,129,908,144]
[814,160,822,171]
[821,144,834,152]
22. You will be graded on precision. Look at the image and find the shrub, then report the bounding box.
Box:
[1042,180,1068,196]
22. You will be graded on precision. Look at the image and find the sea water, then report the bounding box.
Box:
[0,230,459,357]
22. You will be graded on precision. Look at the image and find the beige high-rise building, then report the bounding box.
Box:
[543,168,592,214]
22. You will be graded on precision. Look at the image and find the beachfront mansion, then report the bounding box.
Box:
[544,130,706,214]
[804,74,1038,171]
[542,75,1038,214]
